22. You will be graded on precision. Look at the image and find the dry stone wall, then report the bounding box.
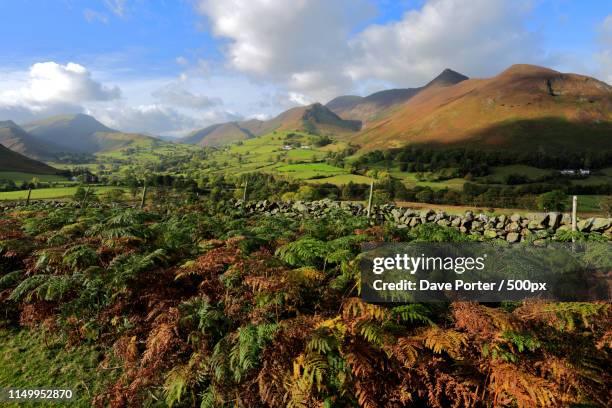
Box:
[236,199,612,242]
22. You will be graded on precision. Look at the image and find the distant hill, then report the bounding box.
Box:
[185,103,361,146]
[0,120,62,160]
[326,69,468,125]
[22,114,162,154]
[351,64,612,152]
[23,114,116,153]
[0,143,58,174]
[183,123,253,147]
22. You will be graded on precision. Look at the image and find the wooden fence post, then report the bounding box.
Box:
[140,185,148,209]
[571,195,577,242]
[367,181,374,218]
[243,179,248,201]
[25,187,32,205]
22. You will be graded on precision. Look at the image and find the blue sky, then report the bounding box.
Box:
[0,0,610,136]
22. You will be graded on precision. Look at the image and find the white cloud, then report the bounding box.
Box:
[0,62,120,122]
[84,9,109,24]
[196,0,374,100]
[196,0,550,99]
[151,83,222,109]
[347,0,542,85]
[104,0,127,17]
[88,104,242,136]
[595,15,612,84]
[88,104,196,135]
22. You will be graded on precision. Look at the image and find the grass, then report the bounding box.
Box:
[390,171,466,190]
[307,174,374,185]
[276,163,345,179]
[0,172,68,183]
[0,186,116,201]
[0,329,119,407]
[566,195,610,213]
[479,165,554,183]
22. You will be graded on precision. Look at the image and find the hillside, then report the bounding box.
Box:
[185,103,360,146]
[23,113,117,153]
[183,123,253,147]
[0,143,58,174]
[21,114,164,154]
[351,64,612,152]
[0,121,61,159]
[326,69,468,124]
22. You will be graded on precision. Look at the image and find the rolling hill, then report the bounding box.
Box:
[0,143,58,174]
[326,68,468,125]
[184,103,361,146]
[350,64,612,152]
[0,120,62,160]
[23,113,117,153]
[21,113,164,154]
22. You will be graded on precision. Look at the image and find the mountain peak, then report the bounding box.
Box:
[499,64,560,77]
[426,68,469,87]
[0,120,19,129]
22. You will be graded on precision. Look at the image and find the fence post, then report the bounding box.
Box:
[243,179,248,201]
[367,181,374,218]
[25,187,32,205]
[571,195,577,242]
[140,185,148,209]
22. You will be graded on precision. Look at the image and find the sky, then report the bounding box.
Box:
[0,0,610,136]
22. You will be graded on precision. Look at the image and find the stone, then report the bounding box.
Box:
[450,217,461,227]
[391,208,403,222]
[292,201,308,212]
[484,229,498,239]
[591,218,611,231]
[548,212,561,228]
[437,219,451,227]
[506,232,520,243]
[506,222,520,232]
[510,213,521,222]
[577,218,593,232]
[532,213,549,227]
[527,220,545,230]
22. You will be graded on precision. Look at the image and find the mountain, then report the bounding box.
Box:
[23,113,117,153]
[22,114,162,154]
[185,103,361,146]
[183,123,253,146]
[0,120,62,160]
[0,143,58,174]
[351,64,612,152]
[326,69,468,125]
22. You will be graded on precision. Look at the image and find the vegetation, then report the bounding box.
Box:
[0,200,610,407]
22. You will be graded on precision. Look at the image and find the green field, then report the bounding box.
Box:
[479,165,554,183]
[390,171,466,190]
[307,174,374,185]
[276,162,346,179]
[0,171,69,183]
[0,186,116,200]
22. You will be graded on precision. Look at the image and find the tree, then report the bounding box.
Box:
[536,190,567,211]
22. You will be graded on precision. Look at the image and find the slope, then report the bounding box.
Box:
[185,103,361,146]
[0,121,62,160]
[0,143,58,174]
[351,64,612,152]
[326,69,468,124]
